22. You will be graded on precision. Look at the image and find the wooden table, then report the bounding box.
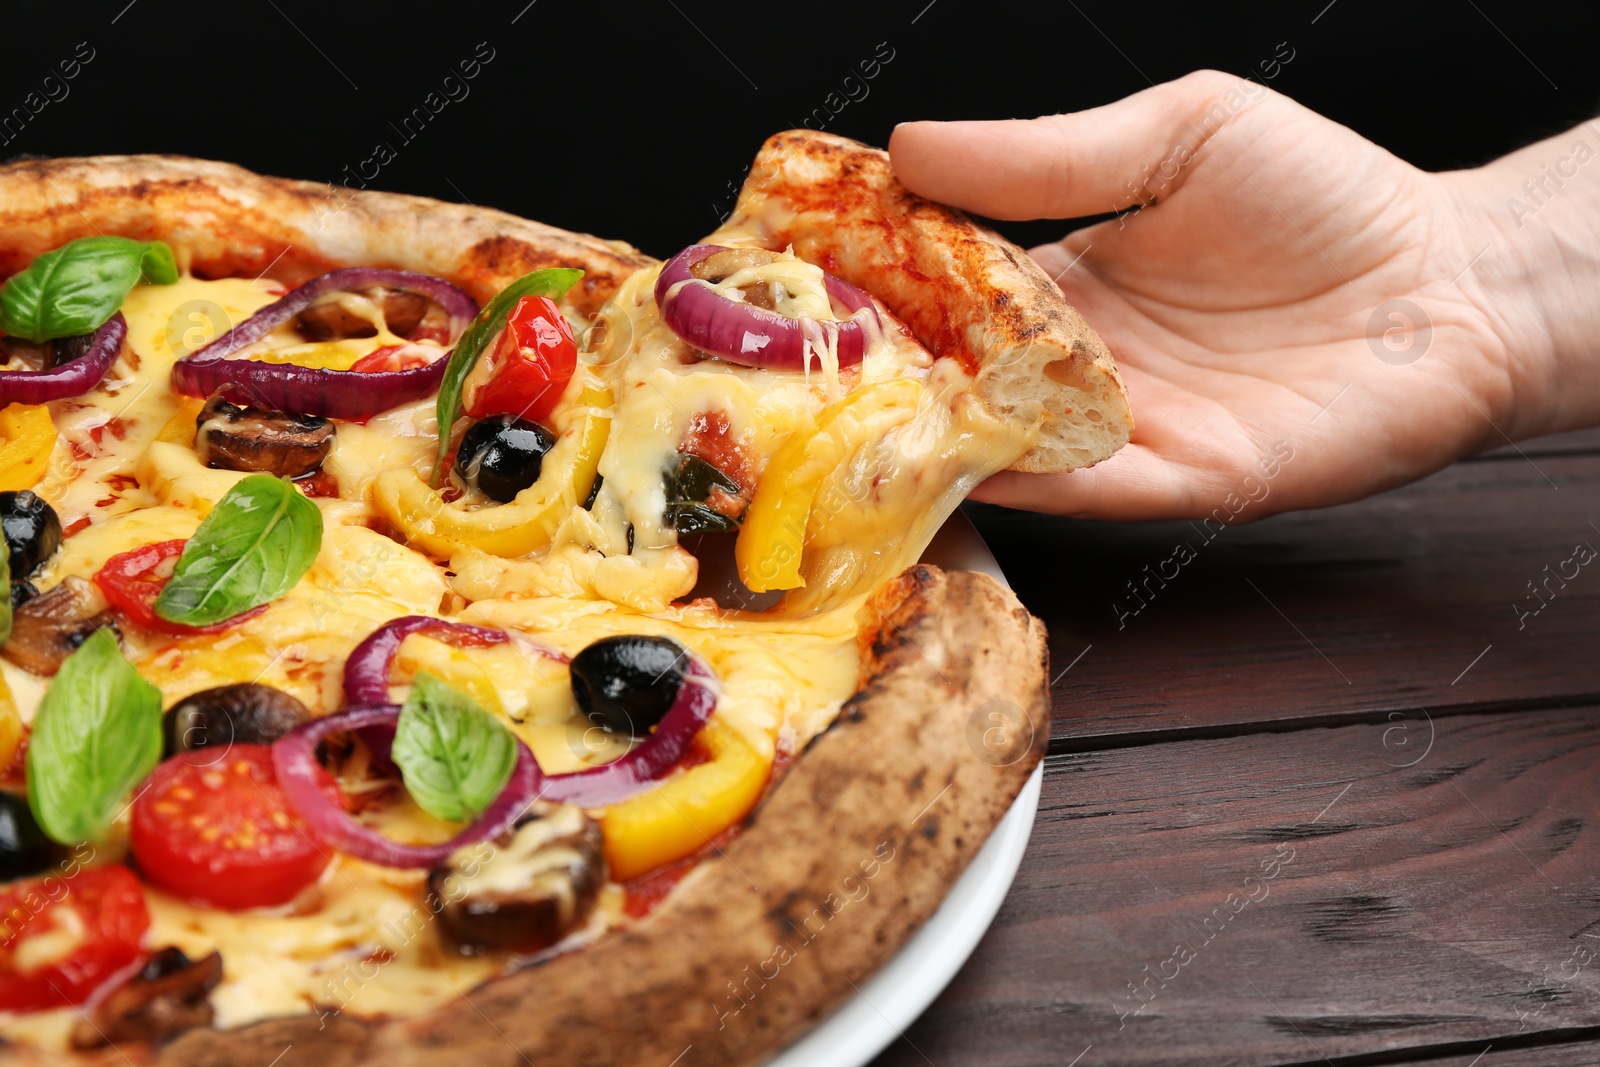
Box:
[871,428,1600,1067]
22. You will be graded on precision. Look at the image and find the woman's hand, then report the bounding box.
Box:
[890,70,1597,520]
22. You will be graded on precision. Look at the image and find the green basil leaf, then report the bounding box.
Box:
[663,454,744,534]
[392,671,518,822]
[432,267,584,485]
[0,534,12,649]
[27,629,162,844]
[153,473,323,627]
[138,241,180,286]
[665,502,741,535]
[0,236,179,342]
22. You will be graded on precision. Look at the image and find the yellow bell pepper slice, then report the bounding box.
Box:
[735,379,921,592]
[154,396,204,446]
[373,385,610,558]
[0,672,21,772]
[255,338,401,371]
[0,404,56,491]
[600,718,773,881]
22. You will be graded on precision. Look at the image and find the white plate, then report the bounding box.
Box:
[765,511,1045,1067]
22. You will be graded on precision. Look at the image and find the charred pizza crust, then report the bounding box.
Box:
[62,565,1042,1067]
[711,130,1133,474]
[0,155,652,316]
[0,151,1060,1065]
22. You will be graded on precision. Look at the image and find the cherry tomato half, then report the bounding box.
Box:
[131,745,341,911]
[93,540,266,636]
[350,344,437,373]
[461,295,576,423]
[0,864,149,1012]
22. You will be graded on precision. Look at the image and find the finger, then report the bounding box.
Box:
[969,445,1193,521]
[888,69,1262,220]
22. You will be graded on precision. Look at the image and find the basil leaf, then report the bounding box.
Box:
[0,236,179,342]
[392,671,518,823]
[432,267,584,485]
[0,534,11,649]
[138,241,179,286]
[665,502,741,535]
[27,629,162,844]
[154,473,323,627]
[663,454,744,534]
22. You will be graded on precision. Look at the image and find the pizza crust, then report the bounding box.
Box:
[112,565,1045,1067]
[0,567,1044,1066]
[0,154,1055,1064]
[0,147,1129,474]
[710,130,1133,474]
[0,155,653,317]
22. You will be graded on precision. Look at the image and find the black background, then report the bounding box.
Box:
[0,0,1595,259]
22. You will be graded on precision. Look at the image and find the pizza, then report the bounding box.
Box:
[0,131,1129,1065]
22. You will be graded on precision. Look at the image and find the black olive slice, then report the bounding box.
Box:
[163,683,312,756]
[0,792,50,883]
[569,634,689,738]
[0,490,62,577]
[454,415,557,504]
[8,579,36,611]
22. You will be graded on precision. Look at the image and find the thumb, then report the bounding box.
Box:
[888,70,1261,221]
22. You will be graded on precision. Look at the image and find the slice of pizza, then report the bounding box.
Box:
[0,133,1128,1066]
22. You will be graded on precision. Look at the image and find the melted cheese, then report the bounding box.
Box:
[1,228,1036,1048]
[586,263,936,560]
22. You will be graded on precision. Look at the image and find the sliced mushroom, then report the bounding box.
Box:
[428,802,604,956]
[164,683,312,756]
[2,577,119,676]
[70,947,222,1049]
[0,335,51,370]
[689,247,782,310]
[195,394,335,479]
[297,287,430,340]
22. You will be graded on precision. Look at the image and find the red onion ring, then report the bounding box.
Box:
[272,704,541,869]
[273,655,720,865]
[171,268,479,419]
[343,616,567,766]
[540,655,719,808]
[0,312,126,405]
[349,623,721,807]
[653,244,879,370]
[343,616,544,707]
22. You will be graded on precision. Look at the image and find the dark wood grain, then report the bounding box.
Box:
[1476,427,1600,460]
[870,705,1600,1067]
[968,451,1600,747]
[1395,1036,1600,1066]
